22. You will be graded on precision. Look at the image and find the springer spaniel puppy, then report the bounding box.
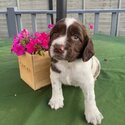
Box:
[48,18,103,125]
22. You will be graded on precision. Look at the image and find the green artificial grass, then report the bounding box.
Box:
[0,34,125,125]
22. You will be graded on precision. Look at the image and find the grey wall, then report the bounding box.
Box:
[0,0,125,37]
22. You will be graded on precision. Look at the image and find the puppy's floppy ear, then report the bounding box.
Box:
[82,37,95,62]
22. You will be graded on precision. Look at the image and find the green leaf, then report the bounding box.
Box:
[20,40,26,46]
[20,38,29,46]
[36,50,45,56]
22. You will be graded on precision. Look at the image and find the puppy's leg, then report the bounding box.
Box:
[48,71,64,110]
[80,76,103,125]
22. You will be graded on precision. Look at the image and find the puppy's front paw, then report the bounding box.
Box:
[85,106,103,125]
[48,97,64,110]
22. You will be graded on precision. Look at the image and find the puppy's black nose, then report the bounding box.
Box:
[54,44,64,54]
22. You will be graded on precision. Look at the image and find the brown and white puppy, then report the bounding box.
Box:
[48,18,103,125]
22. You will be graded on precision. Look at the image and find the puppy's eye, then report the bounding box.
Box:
[71,35,79,41]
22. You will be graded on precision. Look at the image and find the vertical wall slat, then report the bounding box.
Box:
[16,14,22,33]
[47,14,52,31]
[56,0,67,22]
[31,14,37,32]
[111,12,117,36]
[48,0,54,24]
[116,0,121,36]
[47,13,52,25]
[78,13,83,23]
[6,8,17,37]
[94,13,99,34]
[82,0,85,24]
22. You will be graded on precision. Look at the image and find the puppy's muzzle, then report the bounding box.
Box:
[54,44,65,54]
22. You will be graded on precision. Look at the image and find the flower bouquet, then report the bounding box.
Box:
[11,26,54,90]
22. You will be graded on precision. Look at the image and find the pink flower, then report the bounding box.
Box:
[13,37,19,44]
[11,28,50,56]
[11,36,25,56]
[26,39,37,54]
[48,24,55,29]
[11,43,25,56]
[40,33,50,49]
[88,23,94,30]
[18,28,30,38]
[41,39,49,49]
[34,32,41,38]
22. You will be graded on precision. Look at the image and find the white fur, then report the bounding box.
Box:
[50,35,67,58]
[65,18,76,28]
[49,18,103,125]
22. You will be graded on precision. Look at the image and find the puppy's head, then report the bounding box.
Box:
[49,18,94,62]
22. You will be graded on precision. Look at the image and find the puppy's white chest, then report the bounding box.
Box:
[60,65,72,85]
[62,75,71,85]
[57,60,84,86]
